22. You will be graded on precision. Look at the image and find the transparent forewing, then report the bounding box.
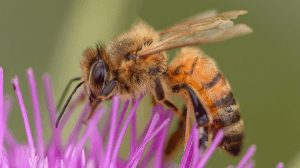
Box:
[160,9,218,36]
[138,10,252,57]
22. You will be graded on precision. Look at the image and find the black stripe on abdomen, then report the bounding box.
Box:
[213,92,236,108]
[223,133,243,144]
[222,133,244,156]
[203,73,222,89]
[220,120,244,156]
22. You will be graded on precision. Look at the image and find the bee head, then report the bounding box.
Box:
[81,44,111,101]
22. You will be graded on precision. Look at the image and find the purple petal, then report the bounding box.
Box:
[153,109,172,168]
[111,99,141,166]
[4,131,17,148]
[153,124,169,168]
[276,162,284,168]
[42,74,62,165]
[180,128,194,168]
[0,67,4,149]
[89,124,104,167]
[116,100,129,134]
[81,149,86,167]
[135,118,170,167]
[104,96,120,167]
[197,130,224,168]
[127,114,170,168]
[130,107,137,155]
[66,103,89,146]
[70,108,103,167]
[27,68,45,157]
[59,92,84,129]
[236,145,256,168]
[42,74,57,129]
[126,113,160,167]
[101,106,112,142]
[3,98,14,148]
[141,107,173,168]
[245,160,255,168]
[192,124,200,167]
[11,76,35,156]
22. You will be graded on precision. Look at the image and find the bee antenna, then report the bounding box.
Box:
[56,77,82,110]
[55,81,84,128]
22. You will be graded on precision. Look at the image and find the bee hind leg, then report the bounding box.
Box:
[172,83,210,151]
[172,84,209,127]
[199,127,209,151]
[153,78,193,158]
[164,106,187,159]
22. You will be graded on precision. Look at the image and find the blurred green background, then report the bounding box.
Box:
[1,0,299,167]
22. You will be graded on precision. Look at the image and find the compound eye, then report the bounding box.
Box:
[91,61,108,85]
[124,53,137,61]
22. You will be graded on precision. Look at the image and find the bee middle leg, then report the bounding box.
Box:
[153,78,193,157]
[153,78,182,119]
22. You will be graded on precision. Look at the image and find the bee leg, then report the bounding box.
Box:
[185,103,192,146]
[172,83,209,149]
[165,82,210,158]
[84,80,116,123]
[56,76,82,111]
[172,84,209,127]
[199,127,209,151]
[153,78,182,119]
[164,106,187,158]
[100,80,117,96]
[84,98,102,124]
[151,95,158,105]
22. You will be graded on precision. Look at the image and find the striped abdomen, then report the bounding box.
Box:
[166,47,244,156]
[201,72,244,156]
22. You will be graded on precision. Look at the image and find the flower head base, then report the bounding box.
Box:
[0,67,283,168]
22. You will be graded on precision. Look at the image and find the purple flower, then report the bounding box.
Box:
[0,67,283,168]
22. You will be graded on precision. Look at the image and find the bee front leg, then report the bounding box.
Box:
[100,80,117,97]
[84,98,102,124]
[84,79,117,123]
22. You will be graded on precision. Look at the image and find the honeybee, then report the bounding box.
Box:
[56,10,251,157]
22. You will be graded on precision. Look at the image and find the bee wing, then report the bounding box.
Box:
[138,10,252,57]
[160,9,218,36]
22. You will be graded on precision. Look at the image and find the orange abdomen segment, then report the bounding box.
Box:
[167,47,244,155]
